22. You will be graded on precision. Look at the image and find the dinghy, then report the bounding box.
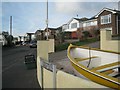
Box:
[67,44,120,89]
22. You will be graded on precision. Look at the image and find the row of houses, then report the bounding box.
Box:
[0,31,18,46]
[0,32,8,46]
[18,8,120,43]
[62,8,120,39]
[34,8,120,40]
[1,7,119,45]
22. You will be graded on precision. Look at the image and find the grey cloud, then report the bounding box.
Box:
[55,2,118,18]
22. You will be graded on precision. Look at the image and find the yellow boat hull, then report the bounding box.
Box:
[67,44,120,89]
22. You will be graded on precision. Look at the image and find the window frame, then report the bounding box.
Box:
[71,23,77,29]
[101,14,111,25]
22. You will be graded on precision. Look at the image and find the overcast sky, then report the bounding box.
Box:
[1,0,120,37]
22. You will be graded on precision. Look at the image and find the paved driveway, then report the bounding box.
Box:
[85,41,100,48]
[49,41,100,74]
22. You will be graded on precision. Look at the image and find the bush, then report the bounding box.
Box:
[82,31,90,40]
[55,38,99,52]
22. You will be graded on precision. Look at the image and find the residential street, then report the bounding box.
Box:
[2,46,40,88]
[2,41,100,88]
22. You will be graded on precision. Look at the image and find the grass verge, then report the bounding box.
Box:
[55,38,99,52]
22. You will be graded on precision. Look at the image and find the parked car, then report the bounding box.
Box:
[29,40,37,48]
[22,41,29,46]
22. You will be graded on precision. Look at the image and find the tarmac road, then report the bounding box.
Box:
[2,45,40,88]
[1,41,100,88]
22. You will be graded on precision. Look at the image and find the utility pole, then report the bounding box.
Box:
[46,0,49,40]
[77,14,78,17]
[118,1,120,10]
[10,16,12,35]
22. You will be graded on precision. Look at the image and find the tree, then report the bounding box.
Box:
[89,26,100,38]
[77,28,84,41]
[19,36,22,42]
[7,35,13,46]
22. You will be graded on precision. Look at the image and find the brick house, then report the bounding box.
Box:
[62,8,120,39]
[63,17,88,39]
[80,16,99,37]
[95,8,120,35]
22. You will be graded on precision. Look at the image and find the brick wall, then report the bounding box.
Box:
[97,10,117,35]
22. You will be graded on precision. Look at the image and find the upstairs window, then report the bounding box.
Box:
[71,23,77,28]
[101,14,111,24]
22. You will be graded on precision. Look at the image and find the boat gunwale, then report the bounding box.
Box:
[67,44,120,86]
[75,45,120,54]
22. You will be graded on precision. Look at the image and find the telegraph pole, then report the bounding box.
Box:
[118,1,120,10]
[10,16,12,35]
[46,0,49,40]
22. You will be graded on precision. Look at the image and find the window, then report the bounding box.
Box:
[101,14,111,24]
[71,23,77,28]
[86,22,91,26]
[63,24,68,30]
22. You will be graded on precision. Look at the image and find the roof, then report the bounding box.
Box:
[48,27,57,30]
[26,32,35,35]
[67,17,88,25]
[89,16,96,20]
[73,17,88,22]
[36,29,44,32]
[44,26,62,31]
[95,8,120,17]
[74,18,81,21]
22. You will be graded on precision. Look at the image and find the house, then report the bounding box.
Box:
[0,31,9,46]
[0,33,7,46]
[18,36,25,42]
[44,27,62,40]
[44,27,57,39]
[62,8,120,39]
[35,26,62,40]
[80,16,99,37]
[35,30,44,40]
[25,32,35,42]
[62,24,68,32]
[63,17,88,39]
[95,8,120,35]
[13,37,18,44]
